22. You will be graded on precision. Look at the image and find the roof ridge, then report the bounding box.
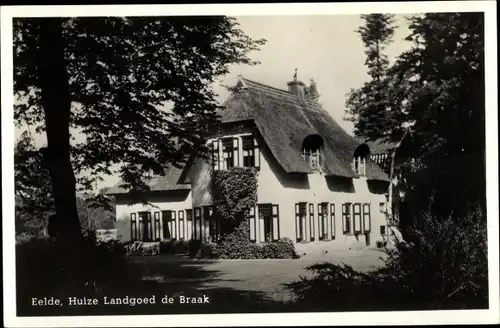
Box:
[241,76,319,102]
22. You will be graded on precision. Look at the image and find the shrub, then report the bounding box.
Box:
[212,167,258,220]
[285,205,488,310]
[193,221,298,260]
[188,239,202,258]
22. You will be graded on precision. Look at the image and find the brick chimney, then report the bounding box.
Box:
[287,79,306,105]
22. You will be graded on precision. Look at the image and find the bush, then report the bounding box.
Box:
[193,220,298,260]
[159,239,189,255]
[285,205,488,310]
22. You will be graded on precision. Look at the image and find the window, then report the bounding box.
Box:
[353,203,362,234]
[211,135,259,170]
[330,203,336,239]
[178,210,185,240]
[153,212,161,240]
[342,203,352,235]
[130,213,137,241]
[211,141,220,171]
[308,203,315,241]
[362,204,371,233]
[380,225,387,236]
[302,149,321,172]
[295,203,307,242]
[258,204,279,242]
[194,207,202,240]
[242,136,255,168]
[161,211,176,240]
[204,206,219,242]
[221,138,234,170]
[318,203,329,240]
[186,209,193,240]
[352,156,367,176]
[247,206,257,242]
[379,202,387,213]
[301,134,324,173]
[138,212,152,241]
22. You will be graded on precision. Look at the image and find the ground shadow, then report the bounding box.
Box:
[17,254,297,316]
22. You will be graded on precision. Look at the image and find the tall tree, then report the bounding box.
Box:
[348,13,485,222]
[14,17,265,245]
[345,14,396,139]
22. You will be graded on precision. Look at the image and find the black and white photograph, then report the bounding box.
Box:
[2,2,498,327]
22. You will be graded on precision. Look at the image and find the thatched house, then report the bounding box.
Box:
[108,75,392,252]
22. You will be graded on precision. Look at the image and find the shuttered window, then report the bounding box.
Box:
[138,212,152,241]
[222,138,234,170]
[258,204,279,242]
[330,203,336,239]
[178,210,185,240]
[161,211,176,240]
[186,209,193,240]
[318,203,329,240]
[242,136,255,168]
[153,212,161,240]
[295,203,307,242]
[247,206,257,242]
[362,203,371,233]
[342,203,352,235]
[194,207,202,240]
[353,203,362,234]
[308,203,315,241]
[204,206,220,242]
[211,141,219,171]
[130,213,137,241]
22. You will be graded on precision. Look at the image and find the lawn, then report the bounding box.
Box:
[17,247,387,316]
[131,249,387,303]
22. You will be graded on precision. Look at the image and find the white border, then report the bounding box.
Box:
[2,2,498,327]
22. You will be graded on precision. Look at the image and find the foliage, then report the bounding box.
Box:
[345,14,397,139]
[159,239,190,255]
[348,12,485,220]
[212,167,258,220]
[16,234,131,302]
[286,205,488,310]
[14,16,266,237]
[304,78,320,101]
[194,220,298,260]
[15,131,54,235]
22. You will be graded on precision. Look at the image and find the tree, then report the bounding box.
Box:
[14,17,266,244]
[305,79,320,102]
[345,14,397,139]
[15,131,54,235]
[348,13,485,221]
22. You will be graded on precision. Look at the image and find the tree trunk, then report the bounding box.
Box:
[38,18,82,245]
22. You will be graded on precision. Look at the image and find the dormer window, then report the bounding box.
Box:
[353,144,370,177]
[302,134,324,173]
[352,156,367,176]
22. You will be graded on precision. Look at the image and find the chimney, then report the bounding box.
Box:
[287,80,306,105]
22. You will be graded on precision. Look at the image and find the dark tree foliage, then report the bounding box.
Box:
[15,131,54,235]
[345,14,396,139]
[348,13,485,219]
[14,16,265,242]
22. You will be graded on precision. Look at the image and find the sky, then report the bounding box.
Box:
[16,15,413,191]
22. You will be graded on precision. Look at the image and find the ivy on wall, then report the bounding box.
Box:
[212,167,258,219]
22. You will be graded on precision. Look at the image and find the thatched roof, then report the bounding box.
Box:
[108,76,389,196]
[366,139,399,155]
[221,77,389,181]
[106,165,191,195]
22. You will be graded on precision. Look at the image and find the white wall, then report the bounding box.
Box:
[115,190,192,242]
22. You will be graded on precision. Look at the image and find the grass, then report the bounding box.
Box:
[17,242,386,316]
